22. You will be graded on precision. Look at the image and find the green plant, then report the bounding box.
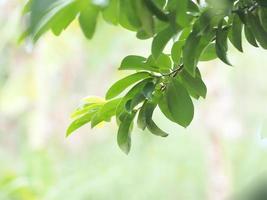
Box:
[22,0,267,153]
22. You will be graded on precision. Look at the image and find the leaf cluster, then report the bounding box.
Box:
[22,0,267,153]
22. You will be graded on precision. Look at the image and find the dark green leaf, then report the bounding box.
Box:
[179,69,207,98]
[137,102,148,130]
[259,7,267,32]
[116,78,153,122]
[117,112,136,154]
[244,25,259,47]
[215,23,232,65]
[166,78,194,127]
[147,120,168,137]
[229,14,243,52]
[246,12,267,49]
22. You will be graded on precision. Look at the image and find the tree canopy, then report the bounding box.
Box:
[22,0,267,153]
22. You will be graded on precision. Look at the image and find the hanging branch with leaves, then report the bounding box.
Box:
[22,0,267,153]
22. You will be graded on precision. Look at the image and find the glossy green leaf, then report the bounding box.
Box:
[259,7,267,32]
[215,23,232,65]
[244,25,259,47]
[158,93,176,123]
[183,31,201,76]
[106,72,151,100]
[179,69,207,98]
[147,120,168,137]
[246,12,267,49]
[166,78,194,127]
[229,14,243,52]
[137,102,148,130]
[116,78,153,122]
[117,112,136,154]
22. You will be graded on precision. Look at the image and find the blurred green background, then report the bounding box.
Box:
[1,1,267,200]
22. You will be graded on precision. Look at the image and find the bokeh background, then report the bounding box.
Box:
[1,1,267,200]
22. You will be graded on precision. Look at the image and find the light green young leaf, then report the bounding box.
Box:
[91,98,122,128]
[66,107,101,137]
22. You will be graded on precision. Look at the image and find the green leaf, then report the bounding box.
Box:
[29,0,78,41]
[79,4,99,39]
[119,55,146,69]
[171,40,184,64]
[120,55,160,72]
[71,103,104,119]
[184,28,215,75]
[147,120,168,137]
[142,81,155,99]
[144,101,168,137]
[102,0,120,25]
[215,23,232,65]
[229,14,243,52]
[166,78,194,127]
[158,93,176,123]
[117,112,136,154]
[66,107,101,137]
[259,7,267,32]
[127,94,146,112]
[143,0,169,22]
[106,72,151,100]
[116,78,153,122]
[137,101,168,137]
[179,69,207,99]
[135,0,155,37]
[175,0,190,27]
[152,26,178,58]
[137,102,148,130]
[244,25,258,47]
[91,98,122,128]
[246,12,267,49]
[183,31,201,75]
[119,0,141,31]
[156,53,172,73]
[199,43,217,61]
